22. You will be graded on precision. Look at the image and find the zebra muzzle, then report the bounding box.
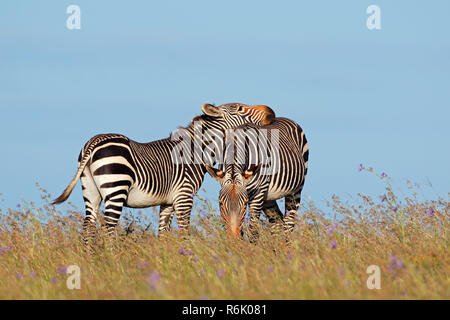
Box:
[227,218,242,238]
[228,226,241,238]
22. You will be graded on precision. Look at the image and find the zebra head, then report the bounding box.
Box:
[201,103,275,126]
[206,163,262,238]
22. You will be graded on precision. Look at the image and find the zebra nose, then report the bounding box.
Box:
[228,226,241,238]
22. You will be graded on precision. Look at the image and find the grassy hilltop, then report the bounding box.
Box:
[0,169,448,299]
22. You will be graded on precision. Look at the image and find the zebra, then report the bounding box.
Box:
[205,117,309,239]
[51,103,275,249]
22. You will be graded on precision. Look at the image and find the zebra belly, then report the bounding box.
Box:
[266,184,301,201]
[265,169,304,201]
[125,188,168,208]
[266,189,290,201]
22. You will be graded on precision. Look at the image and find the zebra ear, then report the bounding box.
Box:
[201,104,222,117]
[258,105,276,125]
[205,164,225,182]
[243,162,262,182]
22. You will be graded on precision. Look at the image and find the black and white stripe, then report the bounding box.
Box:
[52,103,275,249]
[206,117,309,239]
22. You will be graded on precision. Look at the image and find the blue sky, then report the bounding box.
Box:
[0,1,448,215]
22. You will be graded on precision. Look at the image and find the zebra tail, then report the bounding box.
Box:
[51,148,93,205]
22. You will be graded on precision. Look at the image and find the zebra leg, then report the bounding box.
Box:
[247,199,264,243]
[81,169,101,254]
[285,191,301,235]
[173,195,194,237]
[102,189,129,237]
[262,200,284,237]
[158,204,175,236]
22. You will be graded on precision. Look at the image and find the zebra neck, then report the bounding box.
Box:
[169,117,225,167]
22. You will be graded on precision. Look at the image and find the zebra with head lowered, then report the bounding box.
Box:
[205,117,309,239]
[52,103,275,248]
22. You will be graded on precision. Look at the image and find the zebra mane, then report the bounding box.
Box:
[190,114,214,124]
[173,114,217,131]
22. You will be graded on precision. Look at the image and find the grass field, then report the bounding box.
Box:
[0,169,448,299]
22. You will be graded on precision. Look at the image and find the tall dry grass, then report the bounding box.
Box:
[0,169,448,299]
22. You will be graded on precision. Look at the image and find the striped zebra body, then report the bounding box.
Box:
[52,103,275,249]
[206,117,309,238]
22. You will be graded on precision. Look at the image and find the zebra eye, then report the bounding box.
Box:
[237,106,244,113]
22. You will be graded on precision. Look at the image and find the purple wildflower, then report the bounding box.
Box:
[327,223,338,236]
[389,254,396,264]
[217,268,225,278]
[51,277,58,284]
[137,261,149,269]
[147,271,161,290]
[267,265,274,273]
[57,266,67,274]
[396,259,404,269]
[0,246,10,256]
[330,240,337,249]
[179,247,192,256]
[381,195,387,202]
[428,208,435,217]
[16,204,21,208]
[193,257,199,263]
[287,253,294,260]
[30,271,37,278]
[358,164,364,171]
[389,254,404,271]
[16,272,23,279]
[381,172,388,178]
